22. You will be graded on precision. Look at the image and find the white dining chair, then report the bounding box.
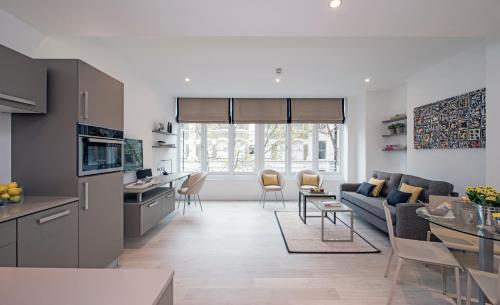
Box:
[383,201,463,305]
[257,169,285,208]
[177,172,208,215]
[466,267,499,305]
[295,169,324,191]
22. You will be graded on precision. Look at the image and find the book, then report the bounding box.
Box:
[322,200,342,207]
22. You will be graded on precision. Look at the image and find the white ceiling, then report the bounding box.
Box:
[0,0,499,37]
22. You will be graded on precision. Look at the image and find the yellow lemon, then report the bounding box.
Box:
[0,193,10,200]
[6,182,18,189]
[0,185,7,194]
[7,188,22,196]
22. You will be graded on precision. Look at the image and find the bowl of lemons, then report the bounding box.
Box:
[0,182,23,205]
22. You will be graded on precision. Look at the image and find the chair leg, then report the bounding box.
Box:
[427,230,431,241]
[197,194,203,212]
[280,190,285,208]
[384,248,394,278]
[442,266,447,294]
[454,267,461,305]
[466,272,472,305]
[183,196,187,215]
[386,258,403,305]
[177,195,182,209]
[263,192,267,208]
[259,191,264,205]
[274,192,278,203]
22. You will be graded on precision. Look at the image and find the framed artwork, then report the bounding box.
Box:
[414,88,486,150]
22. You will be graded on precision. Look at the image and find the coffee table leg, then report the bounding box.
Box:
[350,211,354,241]
[321,211,325,241]
[334,212,336,224]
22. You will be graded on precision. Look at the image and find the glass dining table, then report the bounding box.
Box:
[417,206,499,305]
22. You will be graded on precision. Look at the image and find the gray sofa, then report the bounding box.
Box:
[340,171,455,240]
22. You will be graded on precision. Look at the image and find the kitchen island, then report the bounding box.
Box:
[0,267,174,305]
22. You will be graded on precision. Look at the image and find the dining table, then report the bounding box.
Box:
[417,207,499,305]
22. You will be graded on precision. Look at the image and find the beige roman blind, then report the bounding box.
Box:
[232,98,288,123]
[177,98,230,123]
[291,98,345,123]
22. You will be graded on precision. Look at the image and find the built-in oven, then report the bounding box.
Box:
[78,123,124,177]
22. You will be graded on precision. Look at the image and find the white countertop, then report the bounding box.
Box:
[0,267,174,305]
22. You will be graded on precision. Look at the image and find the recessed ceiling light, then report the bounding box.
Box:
[364,78,371,83]
[184,77,191,82]
[329,0,342,8]
[275,78,281,83]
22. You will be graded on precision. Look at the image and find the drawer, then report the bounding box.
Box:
[18,202,79,268]
[0,243,16,267]
[0,220,16,248]
[140,198,163,235]
[162,190,176,217]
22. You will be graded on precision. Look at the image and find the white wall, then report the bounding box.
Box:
[486,42,500,189]
[406,46,487,195]
[365,85,407,178]
[0,8,174,184]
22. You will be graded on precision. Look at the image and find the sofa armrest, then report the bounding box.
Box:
[395,203,429,241]
[340,183,361,192]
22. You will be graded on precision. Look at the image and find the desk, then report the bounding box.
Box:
[124,172,191,202]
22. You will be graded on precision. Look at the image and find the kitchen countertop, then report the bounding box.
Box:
[0,196,79,223]
[0,267,174,305]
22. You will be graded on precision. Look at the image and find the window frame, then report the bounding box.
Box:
[177,123,343,177]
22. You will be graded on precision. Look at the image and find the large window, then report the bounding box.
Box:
[264,124,287,172]
[234,124,256,172]
[291,124,313,172]
[179,123,341,175]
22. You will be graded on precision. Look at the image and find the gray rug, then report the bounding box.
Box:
[275,211,380,254]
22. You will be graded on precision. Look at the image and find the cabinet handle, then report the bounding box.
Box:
[81,91,89,119]
[148,201,159,208]
[37,210,71,224]
[166,194,174,198]
[0,92,36,106]
[82,182,89,210]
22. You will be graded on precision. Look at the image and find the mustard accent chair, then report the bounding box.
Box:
[295,169,324,191]
[257,169,285,208]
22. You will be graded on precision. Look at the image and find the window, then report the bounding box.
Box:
[318,124,340,173]
[291,124,313,172]
[264,124,287,172]
[234,124,256,172]
[207,124,229,172]
[180,123,202,172]
[179,123,341,175]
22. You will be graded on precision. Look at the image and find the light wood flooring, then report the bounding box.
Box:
[120,201,482,305]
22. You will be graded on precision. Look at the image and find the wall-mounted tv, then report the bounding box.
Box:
[123,138,143,172]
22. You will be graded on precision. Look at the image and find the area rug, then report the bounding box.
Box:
[275,211,380,254]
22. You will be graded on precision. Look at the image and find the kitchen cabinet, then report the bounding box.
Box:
[0,220,17,267]
[78,172,123,268]
[162,189,176,216]
[0,243,16,267]
[17,202,78,268]
[0,44,47,113]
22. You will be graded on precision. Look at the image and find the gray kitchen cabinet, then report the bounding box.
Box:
[17,202,78,268]
[0,243,16,267]
[0,44,47,113]
[79,172,123,268]
[0,220,17,267]
[78,61,124,130]
[162,189,176,216]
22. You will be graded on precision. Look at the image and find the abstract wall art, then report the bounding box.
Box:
[414,88,486,150]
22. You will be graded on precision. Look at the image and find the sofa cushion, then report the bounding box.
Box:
[400,175,454,203]
[341,191,396,223]
[399,183,423,203]
[371,171,403,197]
[356,182,375,197]
[387,189,412,206]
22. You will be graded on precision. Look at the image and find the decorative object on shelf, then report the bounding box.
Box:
[161,159,173,175]
[388,124,397,135]
[395,123,406,134]
[414,88,486,150]
[155,122,165,132]
[465,186,500,227]
[0,181,23,205]
[382,144,406,151]
[167,122,172,133]
[382,114,407,124]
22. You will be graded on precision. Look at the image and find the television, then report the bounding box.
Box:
[123,138,143,172]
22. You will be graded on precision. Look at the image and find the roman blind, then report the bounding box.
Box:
[177,98,230,123]
[291,98,345,123]
[232,98,288,123]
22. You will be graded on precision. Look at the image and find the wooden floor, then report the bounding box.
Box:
[120,201,480,305]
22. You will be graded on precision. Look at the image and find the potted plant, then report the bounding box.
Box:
[395,123,406,134]
[465,186,500,226]
[388,124,397,135]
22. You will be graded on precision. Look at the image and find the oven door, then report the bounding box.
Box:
[78,136,123,176]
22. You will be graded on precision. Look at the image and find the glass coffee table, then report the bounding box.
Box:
[298,190,337,224]
[308,198,353,242]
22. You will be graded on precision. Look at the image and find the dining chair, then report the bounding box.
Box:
[383,201,463,305]
[177,172,208,215]
[466,267,499,305]
[295,169,324,191]
[257,169,285,208]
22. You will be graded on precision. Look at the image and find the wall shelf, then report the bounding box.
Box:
[382,133,407,138]
[152,145,176,149]
[382,115,407,124]
[152,130,176,136]
[382,148,407,152]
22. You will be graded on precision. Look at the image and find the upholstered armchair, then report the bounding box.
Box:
[177,172,208,215]
[257,169,285,208]
[295,169,323,191]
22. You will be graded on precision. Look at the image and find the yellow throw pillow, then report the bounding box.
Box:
[262,174,279,186]
[399,183,424,203]
[368,178,385,197]
[302,174,319,186]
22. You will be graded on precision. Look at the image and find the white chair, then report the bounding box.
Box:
[257,169,285,208]
[466,267,499,305]
[295,169,324,191]
[177,172,208,215]
[383,201,462,305]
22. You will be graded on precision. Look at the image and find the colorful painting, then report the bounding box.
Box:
[414,88,486,150]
